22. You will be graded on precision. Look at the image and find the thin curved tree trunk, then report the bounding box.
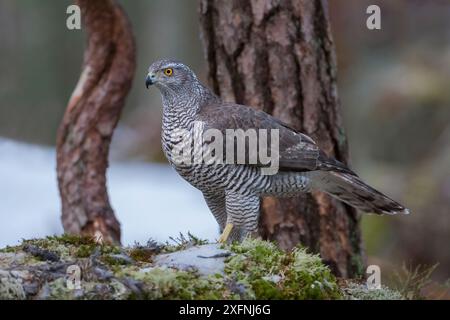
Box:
[199,0,363,277]
[56,0,136,244]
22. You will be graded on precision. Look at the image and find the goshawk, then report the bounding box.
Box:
[145,59,409,243]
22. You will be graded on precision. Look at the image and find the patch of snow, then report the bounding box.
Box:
[0,138,217,248]
[153,243,229,276]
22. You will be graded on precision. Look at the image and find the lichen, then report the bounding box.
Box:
[0,271,26,300]
[0,234,405,300]
[112,264,211,299]
[342,282,404,300]
[18,236,78,260]
[9,235,122,262]
[42,278,122,300]
[121,267,226,299]
[43,278,79,300]
[112,238,342,299]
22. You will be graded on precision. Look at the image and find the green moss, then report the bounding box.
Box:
[120,267,230,300]
[52,234,97,246]
[126,239,161,263]
[44,278,120,300]
[129,247,155,263]
[45,278,78,300]
[74,244,95,258]
[20,236,72,260]
[100,254,132,267]
[112,239,342,300]
[0,245,19,253]
[17,234,121,261]
[225,239,341,299]
[0,236,405,300]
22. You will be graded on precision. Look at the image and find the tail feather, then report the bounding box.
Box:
[310,170,410,215]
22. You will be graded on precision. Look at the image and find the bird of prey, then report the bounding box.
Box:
[145,59,409,243]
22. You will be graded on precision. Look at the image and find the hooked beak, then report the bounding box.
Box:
[145,74,155,89]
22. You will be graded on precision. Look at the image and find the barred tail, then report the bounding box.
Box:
[310,170,410,215]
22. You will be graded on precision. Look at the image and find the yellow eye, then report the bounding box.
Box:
[164,68,173,76]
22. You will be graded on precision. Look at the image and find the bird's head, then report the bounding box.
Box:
[145,59,197,92]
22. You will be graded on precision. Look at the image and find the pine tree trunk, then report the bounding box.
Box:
[56,0,136,244]
[199,0,363,277]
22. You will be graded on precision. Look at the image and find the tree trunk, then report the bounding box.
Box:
[56,0,136,244]
[199,0,363,277]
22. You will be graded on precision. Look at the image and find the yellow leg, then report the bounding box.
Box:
[218,223,234,243]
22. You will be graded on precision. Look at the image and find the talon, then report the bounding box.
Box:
[218,223,233,243]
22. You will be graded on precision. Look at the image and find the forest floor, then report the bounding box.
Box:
[0,234,404,300]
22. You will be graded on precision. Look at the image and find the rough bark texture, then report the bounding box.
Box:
[199,0,363,277]
[56,0,136,244]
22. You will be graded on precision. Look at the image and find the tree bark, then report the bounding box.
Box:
[56,0,136,244]
[199,0,363,277]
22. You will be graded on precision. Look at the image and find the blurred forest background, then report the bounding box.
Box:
[0,0,449,293]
